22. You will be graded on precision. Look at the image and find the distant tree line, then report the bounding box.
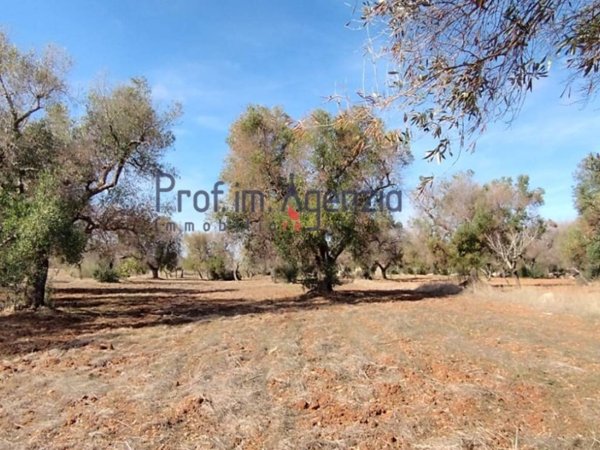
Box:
[403,164,600,283]
[182,107,600,288]
[3,20,599,310]
[24,89,600,296]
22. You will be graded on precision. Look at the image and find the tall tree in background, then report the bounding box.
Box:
[482,176,546,285]
[0,32,180,307]
[411,172,545,281]
[362,0,600,163]
[411,171,493,276]
[220,105,295,279]
[573,153,600,276]
[352,213,404,279]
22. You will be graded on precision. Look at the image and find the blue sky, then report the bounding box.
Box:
[3,0,599,224]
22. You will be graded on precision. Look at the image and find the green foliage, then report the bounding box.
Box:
[571,224,592,270]
[117,257,146,278]
[113,215,182,279]
[412,172,545,279]
[153,236,181,273]
[586,237,600,278]
[206,255,233,280]
[183,233,235,280]
[0,174,86,289]
[93,264,120,283]
[449,212,491,276]
[272,263,299,283]
[0,31,178,306]
[183,233,210,276]
[351,213,404,279]
[412,172,485,275]
[222,105,412,291]
[575,155,600,219]
[573,154,600,278]
[518,263,547,279]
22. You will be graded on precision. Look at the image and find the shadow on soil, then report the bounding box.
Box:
[0,280,459,357]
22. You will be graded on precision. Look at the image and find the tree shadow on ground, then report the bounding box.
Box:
[0,280,460,357]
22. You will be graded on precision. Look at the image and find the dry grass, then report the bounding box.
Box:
[0,276,599,449]
[467,281,600,319]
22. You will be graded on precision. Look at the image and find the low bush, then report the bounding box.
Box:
[272,264,299,283]
[117,258,146,278]
[93,265,120,283]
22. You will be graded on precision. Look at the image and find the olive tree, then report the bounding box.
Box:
[482,176,546,285]
[573,153,600,277]
[183,232,238,280]
[352,213,404,279]
[222,105,412,292]
[0,32,180,307]
[411,172,545,281]
[411,171,494,276]
[361,0,600,164]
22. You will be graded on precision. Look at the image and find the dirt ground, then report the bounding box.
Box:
[0,275,599,449]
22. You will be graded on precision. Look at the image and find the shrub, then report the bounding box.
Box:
[409,265,428,275]
[207,255,230,280]
[272,263,299,283]
[117,258,146,278]
[519,263,547,279]
[210,268,236,280]
[298,263,339,291]
[93,265,120,283]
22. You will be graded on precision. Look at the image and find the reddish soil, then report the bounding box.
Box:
[0,276,598,449]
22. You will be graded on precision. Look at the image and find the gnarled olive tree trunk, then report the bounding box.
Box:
[25,255,50,309]
[148,264,160,279]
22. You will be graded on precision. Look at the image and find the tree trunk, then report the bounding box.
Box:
[321,255,336,292]
[314,240,337,293]
[513,269,521,288]
[150,266,159,279]
[315,260,335,292]
[379,263,389,280]
[318,275,334,292]
[26,256,50,309]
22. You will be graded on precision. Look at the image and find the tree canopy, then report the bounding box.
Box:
[362,0,600,162]
[410,171,546,281]
[0,31,180,307]
[573,153,600,276]
[221,105,412,291]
